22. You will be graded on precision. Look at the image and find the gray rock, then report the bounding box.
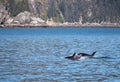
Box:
[12,11,45,24]
[5,17,13,24]
[30,17,45,24]
[13,11,31,24]
[0,4,9,24]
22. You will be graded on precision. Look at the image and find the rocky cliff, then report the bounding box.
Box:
[0,0,120,25]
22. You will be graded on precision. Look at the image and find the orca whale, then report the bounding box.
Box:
[65,52,81,60]
[78,51,96,57]
[65,51,96,60]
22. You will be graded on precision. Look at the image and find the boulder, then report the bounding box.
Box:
[30,17,45,24]
[0,4,9,24]
[30,21,38,24]
[5,17,13,24]
[13,11,31,24]
[12,11,45,25]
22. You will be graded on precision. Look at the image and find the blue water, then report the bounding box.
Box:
[0,27,120,82]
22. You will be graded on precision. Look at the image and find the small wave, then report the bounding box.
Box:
[93,56,116,59]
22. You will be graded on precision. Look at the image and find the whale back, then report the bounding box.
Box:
[65,52,76,59]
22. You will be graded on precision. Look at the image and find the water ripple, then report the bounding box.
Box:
[0,28,120,82]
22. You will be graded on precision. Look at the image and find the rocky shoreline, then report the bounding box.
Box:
[0,10,120,28]
[0,23,120,28]
[1,0,120,28]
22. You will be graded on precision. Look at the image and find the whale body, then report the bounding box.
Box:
[65,51,96,60]
[65,52,81,60]
[78,51,96,57]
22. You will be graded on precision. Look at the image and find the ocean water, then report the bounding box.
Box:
[0,27,120,82]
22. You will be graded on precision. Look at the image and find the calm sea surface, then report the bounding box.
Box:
[0,27,120,82]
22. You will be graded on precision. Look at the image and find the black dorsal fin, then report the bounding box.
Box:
[91,51,96,56]
[72,52,76,56]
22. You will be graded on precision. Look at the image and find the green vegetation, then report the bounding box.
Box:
[0,0,5,3]
[47,0,64,22]
[1,0,120,23]
[8,0,30,16]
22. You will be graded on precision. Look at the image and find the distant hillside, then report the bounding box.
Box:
[0,0,120,23]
